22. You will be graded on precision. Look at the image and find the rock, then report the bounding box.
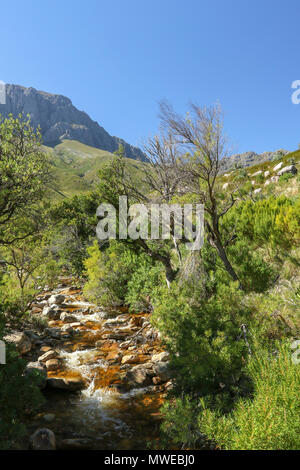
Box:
[60,438,93,450]
[253,188,262,194]
[69,322,82,328]
[125,364,153,387]
[4,332,32,355]
[48,294,65,305]
[153,361,172,382]
[252,170,263,176]
[151,351,170,363]
[38,350,57,362]
[102,333,127,341]
[264,170,270,177]
[43,305,60,320]
[271,175,279,183]
[277,165,297,176]
[274,161,284,171]
[222,182,229,190]
[25,362,47,389]
[119,340,132,349]
[121,354,138,365]
[264,180,271,186]
[30,428,56,450]
[61,324,74,334]
[164,380,174,391]
[47,377,85,391]
[251,180,255,186]
[60,312,78,323]
[45,328,61,339]
[45,359,60,371]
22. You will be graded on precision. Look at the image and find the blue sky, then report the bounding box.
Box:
[1,0,300,154]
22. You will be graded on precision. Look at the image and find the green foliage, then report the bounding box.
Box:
[197,340,300,450]
[0,337,44,449]
[125,262,163,311]
[152,280,250,398]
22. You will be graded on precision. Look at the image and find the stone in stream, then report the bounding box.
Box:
[4,332,32,355]
[45,359,60,371]
[38,350,58,362]
[47,377,85,391]
[151,351,170,363]
[43,305,60,320]
[60,324,74,334]
[30,428,56,450]
[124,363,154,387]
[153,361,172,382]
[60,312,78,323]
[48,294,66,305]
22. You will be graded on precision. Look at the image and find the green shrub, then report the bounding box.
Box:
[198,340,300,450]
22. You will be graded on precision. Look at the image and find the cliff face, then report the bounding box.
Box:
[0,84,145,160]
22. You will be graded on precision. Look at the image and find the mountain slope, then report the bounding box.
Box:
[0,84,145,160]
[46,140,146,197]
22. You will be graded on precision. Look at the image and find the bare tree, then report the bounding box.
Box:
[160,101,241,285]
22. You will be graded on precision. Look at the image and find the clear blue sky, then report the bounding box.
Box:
[1,0,300,154]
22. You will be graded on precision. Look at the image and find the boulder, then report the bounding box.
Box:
[151,351,170,363]
[274,161,284,171]
[45,327,61,339]
[121,354,138,365]
[271,175,279,183]
[45,359,60,371]
[43,305,60,320]
[61,324,74,334]
[48,294,65,305]
[60,312,78,323]
[30,428,56,450]
[4,332,31,355]
[252,170,263,177]
[277,165,297,176]
[264,170,270,177]
[47,376,85,391]
[38,350,57,362]
[125,364,153,387]
[153,361,172,382]
[253,188,262,194]
[222,182,229,190]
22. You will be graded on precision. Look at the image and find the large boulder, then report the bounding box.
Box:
[30,428,56,450]
[274,161,284,172]
[4,332,31,355]
[153,361,172,382]
[125,364,153,388]
[43,305,60,320]
[60,312,78,323]
[47,376,85,391]
[38,350,58,362]
[48,294,65,305]
[151,351,170,363]
[277,165,297,176]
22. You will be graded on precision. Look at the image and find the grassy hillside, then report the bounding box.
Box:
[46,140,146,198]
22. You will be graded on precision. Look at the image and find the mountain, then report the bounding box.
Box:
[0,84,145,160]
[221,149,289,172]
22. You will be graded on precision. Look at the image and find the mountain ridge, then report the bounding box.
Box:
[0,84,145,161]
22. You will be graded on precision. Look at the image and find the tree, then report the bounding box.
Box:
[159,102,241,285]
[0,114,52,245]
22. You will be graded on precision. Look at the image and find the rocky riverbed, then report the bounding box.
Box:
[4,277,172,450]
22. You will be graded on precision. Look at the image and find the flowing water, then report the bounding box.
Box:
[28,282,166,450]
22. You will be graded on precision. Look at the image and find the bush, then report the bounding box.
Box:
[198,340,300,450]
[0,334,44,449]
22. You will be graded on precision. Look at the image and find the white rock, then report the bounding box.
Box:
[254,188,262,194]
[252,170,263,176]
[277,165,297,176]
[222,182,229,190]
[264,171,270,177]
[274,161,283,172]
[48,294,65,306]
